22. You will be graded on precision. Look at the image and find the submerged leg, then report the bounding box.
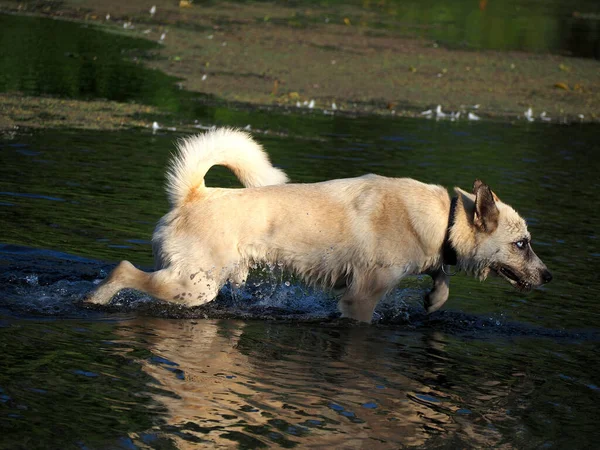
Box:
[423,269,450,313]
[338,290,383,323]
[337,269,400,323]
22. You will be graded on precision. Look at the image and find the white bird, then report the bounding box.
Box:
[150,5,156,17]
[244,124,252,131]
[468,112,480,121]
[331,102,337,110]
[296,101,301,108]
[160,32,166,42]
[420,109,433,116]
[435,105,447,118]
[473,104,480,109]
[524,107,534,122]
[152,121,160,133]
[308,99,315,109]
[578,114,585,120]
[201,74,207,81]
[540,111,551,122]
[105,14,110,21]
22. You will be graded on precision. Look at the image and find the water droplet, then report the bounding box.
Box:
[25,274,39,286]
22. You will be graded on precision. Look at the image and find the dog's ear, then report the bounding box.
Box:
[473,180,499,233]
[473,179,501,202]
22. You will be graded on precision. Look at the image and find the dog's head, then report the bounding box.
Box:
[453,180,552,292]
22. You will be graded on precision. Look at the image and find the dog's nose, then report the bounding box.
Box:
[542,270,553,284]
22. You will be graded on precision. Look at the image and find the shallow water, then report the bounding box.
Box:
[1,10,600,450]
[1,117,600,448]
[0,14,181,105]
[1,315,598,449]
[307,0,600,58]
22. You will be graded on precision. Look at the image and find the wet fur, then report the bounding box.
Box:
[86,128,552,322]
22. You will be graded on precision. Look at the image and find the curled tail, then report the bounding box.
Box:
[166,128,289,207]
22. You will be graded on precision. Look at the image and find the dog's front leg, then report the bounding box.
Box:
[424,269,450,313]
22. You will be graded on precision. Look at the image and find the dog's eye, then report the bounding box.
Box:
[514,240,526,250]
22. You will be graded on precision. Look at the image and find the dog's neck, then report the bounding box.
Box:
[445,191,487,277]
[442,197,458,267]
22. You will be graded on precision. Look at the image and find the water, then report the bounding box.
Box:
[2,117,600,448]
[3,317,598,449]
[1,11,600,450]
[0,13,219,121]
[336,0,600,58]
[0,14,165,102]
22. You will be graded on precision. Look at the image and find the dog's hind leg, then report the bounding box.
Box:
[86,261,147,305]
[423,269,450,313]
[85,261,220,306]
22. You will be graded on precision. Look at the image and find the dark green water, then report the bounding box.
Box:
[1,11,600,450]
[318,0,600,58]
[1,117,600,449]
[1,316,598,449]
[0,14,175,103]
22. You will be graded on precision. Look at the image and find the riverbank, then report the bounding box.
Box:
[0,93,161,133]
[1,0,599,130]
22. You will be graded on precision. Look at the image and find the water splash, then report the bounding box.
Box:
[0,245,592,338]
[0,244,413,323]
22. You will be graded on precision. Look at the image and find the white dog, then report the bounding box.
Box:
[86,128,552,322]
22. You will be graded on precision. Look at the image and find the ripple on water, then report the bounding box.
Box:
[0,244,596,341]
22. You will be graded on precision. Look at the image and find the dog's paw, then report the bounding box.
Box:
[424,294,445,314]
[82,293,100,305]
[82,287,111,305]
[75,292,108,310]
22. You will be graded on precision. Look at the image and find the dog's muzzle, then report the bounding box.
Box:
[493,264,532,292]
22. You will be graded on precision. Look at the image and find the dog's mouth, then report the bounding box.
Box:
[493,265,532,292]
